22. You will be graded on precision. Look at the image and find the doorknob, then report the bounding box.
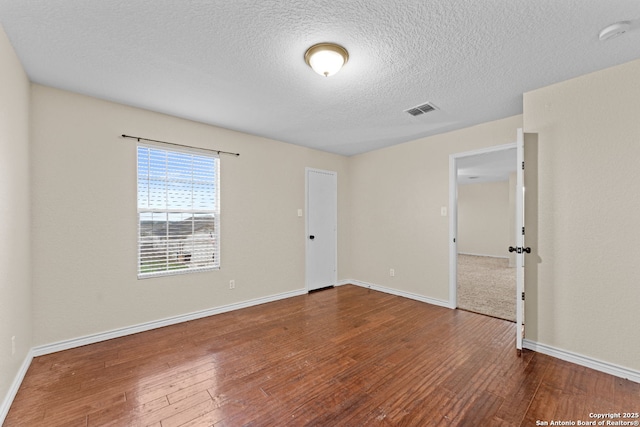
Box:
[509,246,531,254]
[309,235,315,240]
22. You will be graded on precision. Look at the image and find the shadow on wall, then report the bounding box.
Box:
[524,133,542,344]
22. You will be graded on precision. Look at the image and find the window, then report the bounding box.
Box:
[137,145,220,277]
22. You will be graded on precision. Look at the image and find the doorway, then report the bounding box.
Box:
[449,144,517,321]
[305,168,337,291]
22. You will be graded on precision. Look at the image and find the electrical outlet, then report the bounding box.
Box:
[11,336,15,356]
[229,280,235,289]
[390,269,395,277]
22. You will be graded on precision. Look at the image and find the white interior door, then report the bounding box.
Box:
[514,128,526,351]
[306,168,337,291]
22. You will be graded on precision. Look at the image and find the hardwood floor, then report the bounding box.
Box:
[5,285,639,426]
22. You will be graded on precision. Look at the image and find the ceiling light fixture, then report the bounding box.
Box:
[598,21,631,41]
[304,43,349,77]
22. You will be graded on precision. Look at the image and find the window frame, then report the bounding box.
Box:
[136,143,220,279]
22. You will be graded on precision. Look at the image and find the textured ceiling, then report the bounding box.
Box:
[457,148,517,185]
[0,1,639,156]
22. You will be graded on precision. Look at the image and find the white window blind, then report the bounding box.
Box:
[137,145,220,278]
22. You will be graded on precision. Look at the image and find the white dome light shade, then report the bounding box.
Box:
[308,50,345,76]
[304,43,349,77]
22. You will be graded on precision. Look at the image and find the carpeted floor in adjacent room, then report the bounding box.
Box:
[457,254,516,322]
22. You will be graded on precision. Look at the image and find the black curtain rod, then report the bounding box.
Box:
[121,134,240,157]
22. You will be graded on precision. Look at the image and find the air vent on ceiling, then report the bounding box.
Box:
[405,102,438,117]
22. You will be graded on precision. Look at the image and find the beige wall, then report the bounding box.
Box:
[4,26,640,411]
[523,58,640,371]
[0,27,31,404]
[457,181,510,258]
[30,85,350,346]
[349,115,522,301]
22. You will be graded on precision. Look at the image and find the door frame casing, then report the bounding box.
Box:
[305,167,338,291]
[448,142,517,309]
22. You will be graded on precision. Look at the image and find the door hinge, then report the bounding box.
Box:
[522,226,525,235]
[522,161,525,170]
[522,292,525,301]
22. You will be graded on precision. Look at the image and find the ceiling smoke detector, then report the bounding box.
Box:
[405,102,438,117]
[599,21,631,41]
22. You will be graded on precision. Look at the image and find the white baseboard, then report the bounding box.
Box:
[334,280,352,287]
[345,280,452,309]
[458,252,509,259]
[2,288,308,424]
[343,281,640,384]
[29,281,449,359]
[523,339,640,383]
[0,349,34,425]
[5,284,637,426]
[32,288,307,357]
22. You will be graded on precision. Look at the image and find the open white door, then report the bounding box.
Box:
[512,128,527,352]
[305,168,337,291]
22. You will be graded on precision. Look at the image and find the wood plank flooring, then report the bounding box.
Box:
[5,285,639,426]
